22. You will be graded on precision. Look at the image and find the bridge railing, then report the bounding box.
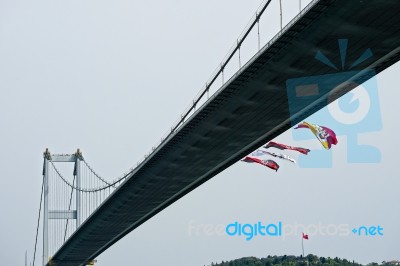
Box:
[138,0,318,164]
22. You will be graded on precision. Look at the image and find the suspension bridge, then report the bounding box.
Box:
[32,0,400,265]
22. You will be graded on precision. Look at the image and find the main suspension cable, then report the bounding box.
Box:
[50,160,131,192]
[82,160,116,188]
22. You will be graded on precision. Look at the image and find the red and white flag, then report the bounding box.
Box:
[265,141,310,155]
[242,156,279,171]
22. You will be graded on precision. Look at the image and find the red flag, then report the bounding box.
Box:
[302,232,309,240]
[265,141,310,155]
[242,156,279,171]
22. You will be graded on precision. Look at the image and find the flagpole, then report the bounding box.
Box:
[302,236,304,257]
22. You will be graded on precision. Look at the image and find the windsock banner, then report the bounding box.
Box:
[265,141,310,155]
[242,156,279,171]
[295,121,338,149]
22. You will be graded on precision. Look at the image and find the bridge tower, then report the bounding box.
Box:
[42,149,82,266]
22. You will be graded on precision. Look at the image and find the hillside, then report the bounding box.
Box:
[207,254,399,266]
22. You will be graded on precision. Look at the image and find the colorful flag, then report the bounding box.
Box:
[265,141,310,155]
[302,232,309,240]
[242,156,279,171]
[295,121,338,149]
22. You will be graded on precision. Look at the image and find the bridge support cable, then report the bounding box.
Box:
[237,40,241,68]
[279,0,282,31]
[256,12,260,51]
[221,63,225,84]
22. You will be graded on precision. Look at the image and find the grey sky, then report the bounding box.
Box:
[0,0,399,265]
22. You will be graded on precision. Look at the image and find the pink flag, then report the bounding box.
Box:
[295,121,338,149]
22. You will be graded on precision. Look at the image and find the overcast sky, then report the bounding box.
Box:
[1,0,399,265]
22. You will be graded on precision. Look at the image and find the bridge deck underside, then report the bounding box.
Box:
[50,0,400,265]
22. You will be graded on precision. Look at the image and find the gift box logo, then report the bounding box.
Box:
[286,39,382,168]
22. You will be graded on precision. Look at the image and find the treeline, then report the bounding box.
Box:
[207,254,398,266]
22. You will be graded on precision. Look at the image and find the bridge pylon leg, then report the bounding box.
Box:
[43,149,50,266]
[76,149,81,227]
